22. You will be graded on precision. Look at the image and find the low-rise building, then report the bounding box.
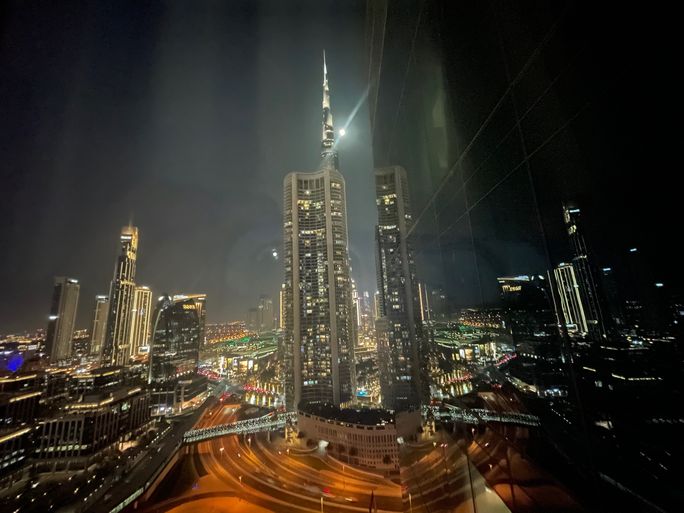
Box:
[297,403,421,474]
[34,385,150,473]
[0,426,32,488]
[150,373,208,416]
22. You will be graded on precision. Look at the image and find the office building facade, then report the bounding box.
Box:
[45,277,80,361]
[257,294,275,331]
[149,294,202,383]
[34,385,149,472]
[89,295,109,358]
[562,204,606,340]
[148,294,207,415]
[554,263,589,336]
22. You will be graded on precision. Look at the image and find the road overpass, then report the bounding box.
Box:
[433,404,541,427]
[183,411,296,443]
[184,405,539,444]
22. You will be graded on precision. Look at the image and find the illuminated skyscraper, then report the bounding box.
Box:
[103,225,138,366]
[89,295,109,358]
[350,277,359,351]
[417,283,431,322]
[562,204,605,339]
[173,294,206,347]
[45,277,80,361]
[554,263,589,336]
[257,294,275,331]
[497,274,558,353]
[129,285,152,355]
[600,267,624,328]
[283,54,355,409]
[373,290,382,320]
[148,294,202,383]
[279,284,285,330]
[247,307,258,331]
[148,294,207,415]
[374,165,422,411]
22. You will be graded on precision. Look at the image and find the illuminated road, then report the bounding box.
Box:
[140,392,573,513]
[431,404,540,427]
[183,411,296,443]
[400,430,511,513]
[141,404,402,513]
[186,405,539,445]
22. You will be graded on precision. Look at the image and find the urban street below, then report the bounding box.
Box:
[1,3,680,513]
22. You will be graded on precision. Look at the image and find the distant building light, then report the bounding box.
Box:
[629,248,638,253]
[48,315,58,321]
[568,208,580,214]
[602,267,612,272]
[655,283,664,288]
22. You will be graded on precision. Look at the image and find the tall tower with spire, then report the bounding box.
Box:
[282,54,355,409]
[102,225,139,366]
[321,51,338,170]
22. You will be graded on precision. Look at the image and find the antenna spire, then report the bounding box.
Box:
[321,50,336,166]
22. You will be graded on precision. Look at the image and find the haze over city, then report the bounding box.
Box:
[0,2,680,513]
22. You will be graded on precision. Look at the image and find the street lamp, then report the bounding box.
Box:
[440,443,449,476]
[320,496,324,513]
[409,492,413,513]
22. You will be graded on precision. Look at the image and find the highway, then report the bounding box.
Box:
[140,404,511,513]
[140,404,402,513]
[139,387,581,513]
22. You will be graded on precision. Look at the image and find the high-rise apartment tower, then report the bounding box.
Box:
[103,225,138,366]
[45,277,80,361]
[283,54,355,409]
[374,166,422,411]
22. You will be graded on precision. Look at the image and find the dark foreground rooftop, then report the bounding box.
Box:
[299,402,394,426]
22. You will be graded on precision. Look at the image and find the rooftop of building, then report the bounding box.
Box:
[299,402,394,426]
[65,384,145,411]
[71,366,125,379]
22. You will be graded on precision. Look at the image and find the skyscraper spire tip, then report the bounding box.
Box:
[321,50,335,163]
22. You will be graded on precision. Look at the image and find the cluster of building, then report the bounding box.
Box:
[205,321,247,344]
[1,365,150,487]
[279,47,681,488]
[246,295,277,333]
[361,3,681,508]
[1,226,211,490]
[279,57,427,472]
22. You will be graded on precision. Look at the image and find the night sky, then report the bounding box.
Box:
[0,1,374,332]
[1,2,680,333]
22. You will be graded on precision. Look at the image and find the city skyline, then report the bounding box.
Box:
[2,2,680,334]
[0,1,377,334]
[0,3,680,513]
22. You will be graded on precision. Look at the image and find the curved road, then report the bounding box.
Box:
[141,404,401,513]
